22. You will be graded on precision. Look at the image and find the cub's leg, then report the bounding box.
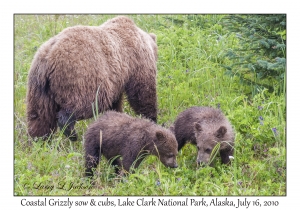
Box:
[84,146,100,178]
[220,147,234,164]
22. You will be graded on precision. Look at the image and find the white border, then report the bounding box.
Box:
[2,0,298,209]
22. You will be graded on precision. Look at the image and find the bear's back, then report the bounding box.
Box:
[85,111,157,148]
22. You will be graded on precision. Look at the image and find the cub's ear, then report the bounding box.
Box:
[194,122,202,132]
[149,33,157,42]
[169,125,175,134]
[156,130,166,141]
[215,126,227,138]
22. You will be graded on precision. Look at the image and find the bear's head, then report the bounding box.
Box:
[152,129,178,168]
[193,122,233,166]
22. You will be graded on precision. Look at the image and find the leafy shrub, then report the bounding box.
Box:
[221,14,286,95]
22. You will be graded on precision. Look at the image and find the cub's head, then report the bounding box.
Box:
[152,129,178,168]
[194,122,233,166]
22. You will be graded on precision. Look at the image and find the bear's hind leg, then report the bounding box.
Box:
[85,155,99,178]
[57,109,77,141]
[85,147,100,178]
[120,154,144,174]
[111,155,138,175]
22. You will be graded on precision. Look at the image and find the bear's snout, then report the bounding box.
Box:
[172,163,178,168]
[161,156,178,169]
[197,158,208,167]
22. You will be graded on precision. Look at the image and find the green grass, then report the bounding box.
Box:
[14,14,286,196]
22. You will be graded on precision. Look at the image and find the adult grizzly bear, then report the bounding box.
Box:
[172,106,235,166]
[84,111,178,177]
[26,16,158,140]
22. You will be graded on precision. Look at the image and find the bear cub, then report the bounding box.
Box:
[171,106,235,166]
[84,111,178,177]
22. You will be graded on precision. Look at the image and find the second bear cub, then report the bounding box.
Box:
[172,106,235,166]
[84,111,178,177]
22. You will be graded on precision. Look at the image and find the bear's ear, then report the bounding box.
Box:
[194,122,202,132]
[215,126,227,138]
[156,130,166,142]
[169,125,175,134]
[149,33,157,42]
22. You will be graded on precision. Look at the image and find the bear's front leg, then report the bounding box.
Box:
[220,147,234,164]
[125,75,157,122]
[118,154,144,174]
[111,158,123,174]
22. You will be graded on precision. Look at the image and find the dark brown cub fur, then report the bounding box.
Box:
[173,106,235,165]
[84,111,178,177]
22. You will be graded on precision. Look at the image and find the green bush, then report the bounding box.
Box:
[221,14,286,95]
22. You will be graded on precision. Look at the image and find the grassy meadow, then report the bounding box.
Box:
[14,14,286,196]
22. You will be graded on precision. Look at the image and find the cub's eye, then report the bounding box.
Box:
[205,148,212,153]
[29,113,38,120]
[167,153,174,158]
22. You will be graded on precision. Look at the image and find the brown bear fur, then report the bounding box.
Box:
[26,16,158,140]
[84,111,178,177]
[172,106,235,165]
